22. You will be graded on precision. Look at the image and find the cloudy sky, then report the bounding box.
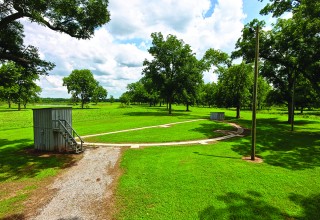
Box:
[22,0,271,98]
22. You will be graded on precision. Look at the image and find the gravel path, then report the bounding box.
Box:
[32,147,121,220]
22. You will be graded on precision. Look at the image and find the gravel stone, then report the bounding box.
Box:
[32,146,121,220]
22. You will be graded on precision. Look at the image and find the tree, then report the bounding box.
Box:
[216,62,253,118]
[198,82,217,107]
[109,95,115,104]
[63,69,101,108]
[127,81,149,104]
[92,84,107,104]
[176,55,204,111]
[140,76,161,107]
[261,0,320,92]
[233,19,303,127]
[257,76,272,109]
[19,83,42,109]
[0,0,111,66]
[253,0,320,130]
[119,92,131,106]
[0,61,41,110]
[0,61,21,108]
[202,48,232,71]
[143,32,204,114]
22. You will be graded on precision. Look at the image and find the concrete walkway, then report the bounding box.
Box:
[81,120,244,149]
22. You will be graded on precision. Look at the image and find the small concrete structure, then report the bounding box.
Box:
[210,112,225,121]
[33,107,83,153]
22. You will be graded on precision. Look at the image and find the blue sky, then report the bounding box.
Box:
[22,0,271,98]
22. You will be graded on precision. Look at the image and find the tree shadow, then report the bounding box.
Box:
[0,109,21,113]
[193,151,239,160]
[229,117,320,170]
[199,191,289,219]
[289,193,320,220]
[123,111,188,117]
[123,107,204,119]
[0,139,78,181]
[190,122,237,138]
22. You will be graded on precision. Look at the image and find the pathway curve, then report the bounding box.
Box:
[81,120,244,148]
[31,120,244,219]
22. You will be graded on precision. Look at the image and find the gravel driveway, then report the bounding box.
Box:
[31,146,121,220]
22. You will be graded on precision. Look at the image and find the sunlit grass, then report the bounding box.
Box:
[83,120,234,143]
[1,102,320,219]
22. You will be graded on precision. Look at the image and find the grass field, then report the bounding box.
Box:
[1,102,320,219]
[83,119,234,143]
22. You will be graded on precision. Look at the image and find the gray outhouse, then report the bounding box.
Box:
[210,112,225,121]
[33,108,83,153]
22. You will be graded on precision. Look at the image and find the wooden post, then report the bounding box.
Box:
[251,25,259,161]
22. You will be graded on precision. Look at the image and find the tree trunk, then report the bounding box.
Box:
[18,102,21,111]
[24,103,27,109]
[81,100,84,109]
[168,97,172,114]
[301,107,304,114]
[236,105,240,118]
[186,103,190,111]
[8,100,11,108]
[291,81,295,131]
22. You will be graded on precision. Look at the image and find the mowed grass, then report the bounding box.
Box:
[0,102,227,218]
[114,108,320,219]
[83,119,234,143]
[1,102,320,219]
[0,104,81,218]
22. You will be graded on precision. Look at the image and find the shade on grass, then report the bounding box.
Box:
[1,103,320,219]
[114,107,320,220]
[115,143,320,220]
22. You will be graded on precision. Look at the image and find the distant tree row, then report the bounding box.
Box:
[119,0,320,126]
[120,24,320,120]
[119,33,272,118]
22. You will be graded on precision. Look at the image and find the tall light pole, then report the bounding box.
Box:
[251,25,259,161]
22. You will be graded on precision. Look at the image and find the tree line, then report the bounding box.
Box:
[119,34,272,119]
[120,0,320,128]
[0,0,111,109]
[1,0,319,125]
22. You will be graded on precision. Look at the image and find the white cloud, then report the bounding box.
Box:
[22,0,247,98]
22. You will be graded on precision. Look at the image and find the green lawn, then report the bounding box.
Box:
[1,102,320,219]
[114,107,320,220]
[83,119,234,143]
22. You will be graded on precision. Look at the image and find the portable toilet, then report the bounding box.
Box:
[32,107,83,153]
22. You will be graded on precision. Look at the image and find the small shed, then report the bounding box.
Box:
[33,107,83,153]
[210,112,225,121]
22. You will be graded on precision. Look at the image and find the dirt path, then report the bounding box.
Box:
[31,147,121,220]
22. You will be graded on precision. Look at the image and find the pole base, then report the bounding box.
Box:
[242,156,263,163]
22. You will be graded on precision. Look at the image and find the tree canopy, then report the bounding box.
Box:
[0,0,110,68]
[0,61,42,110]
[142,32,205,114]
[63,69,107,108]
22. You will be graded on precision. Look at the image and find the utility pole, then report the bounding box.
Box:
[251,25,259,161]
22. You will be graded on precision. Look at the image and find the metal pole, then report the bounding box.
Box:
[251,25,259,161]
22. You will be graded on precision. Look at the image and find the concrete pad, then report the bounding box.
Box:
[131,144,140,149]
